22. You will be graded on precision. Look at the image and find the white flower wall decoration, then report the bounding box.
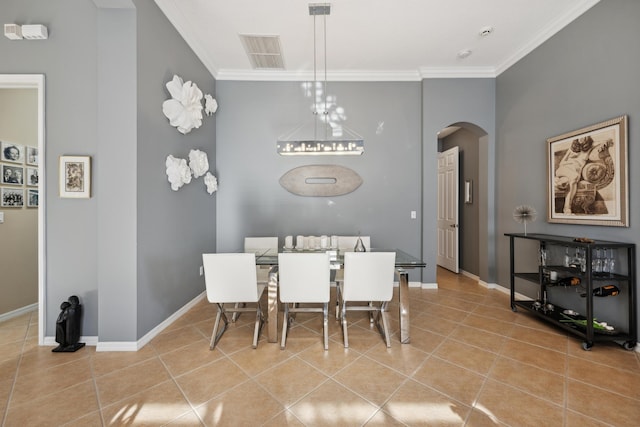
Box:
[204,172,218,195]
[165,155,192,191]
[188,149,209,178]
[162,75,204,135]
[204,94,218,116]
[162,76,218,193]
[166,150,218,195]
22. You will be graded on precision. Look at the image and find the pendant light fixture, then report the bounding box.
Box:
[277,3,364,156]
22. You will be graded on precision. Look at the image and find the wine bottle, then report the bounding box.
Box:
[593,285,619,297]
[557,276,581,286]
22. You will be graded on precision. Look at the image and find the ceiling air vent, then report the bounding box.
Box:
[239,34,285,69]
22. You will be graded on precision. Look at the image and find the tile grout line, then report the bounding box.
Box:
[464,322,512,426]
[156,352,207,426]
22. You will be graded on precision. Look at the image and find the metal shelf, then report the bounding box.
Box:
[507,233,636,351]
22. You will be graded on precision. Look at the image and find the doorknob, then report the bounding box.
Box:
[450,224,458,228]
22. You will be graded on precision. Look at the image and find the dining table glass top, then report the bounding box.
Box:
[251,247,425,269]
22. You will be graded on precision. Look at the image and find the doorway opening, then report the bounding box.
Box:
[0,75,45,344]
[437,122,487,281]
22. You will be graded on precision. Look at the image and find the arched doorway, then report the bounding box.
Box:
[437,122,487,281]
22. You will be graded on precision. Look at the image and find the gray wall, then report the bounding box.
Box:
[216,81,423,282]
[0,0,214,341]
[496,0,640,331]
[440,127,481,276]
[96,6,138,342]
[0,0,101,335]
[422,79,496,285]
[0,89,38,315]
[135,0,216,337]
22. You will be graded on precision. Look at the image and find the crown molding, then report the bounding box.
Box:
[214,67,500,81]
[419,67,497,79]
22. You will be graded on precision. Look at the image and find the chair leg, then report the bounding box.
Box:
[335,283,341,320]
[368,301,375,323]
[380,302,391,348]
[280,304,290,350]
[323,303,329,351]
[232,302,246,322]
[210,304,229,350]
[341,302,349,348]
[252,303,264,349]
[370,302,391,348]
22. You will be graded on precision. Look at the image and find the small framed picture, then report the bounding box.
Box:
[1,141,25,164]
[27,189,39,207]
[59,155,91,198]
[1,187,24,207]
[26,146,38,166]
[26,167,39,186]
[2,164,24,185]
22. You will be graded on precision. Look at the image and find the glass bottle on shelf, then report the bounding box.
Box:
[607,248,616,277]
[539,247,547,266]
[593,248,602,274]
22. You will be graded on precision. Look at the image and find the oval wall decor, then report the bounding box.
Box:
[279,165,363,197]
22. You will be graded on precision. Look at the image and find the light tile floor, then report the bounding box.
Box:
[1,268,639,426]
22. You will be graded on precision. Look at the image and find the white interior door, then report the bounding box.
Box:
[437,147,459,273]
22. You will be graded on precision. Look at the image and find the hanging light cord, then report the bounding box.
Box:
[312,9,329,141]
[313,13,317,110]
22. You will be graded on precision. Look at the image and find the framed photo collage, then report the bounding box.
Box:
[1,141,38,208]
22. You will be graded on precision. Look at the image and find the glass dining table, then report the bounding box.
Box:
[253,248,426,344]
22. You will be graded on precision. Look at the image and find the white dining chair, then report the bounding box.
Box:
[339,251,396,348]
[278,252,331,350]
[202,253,266,350]
[334,235,371,318]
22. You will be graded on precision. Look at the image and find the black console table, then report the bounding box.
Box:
[506,233,636,351]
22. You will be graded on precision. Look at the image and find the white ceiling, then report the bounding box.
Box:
[153,0,599,81]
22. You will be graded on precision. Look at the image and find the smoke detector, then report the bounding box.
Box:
[479,26,494,37]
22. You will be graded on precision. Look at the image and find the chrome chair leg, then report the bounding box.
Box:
[379,302,391,348]
[341,302,349,348]
[323,302,329,350]
[370,302,391,348]
[280,304,290,350]
[232,302,246,322]
[335,283,342,320]
[210,304,229,350]
[252,302,264,349]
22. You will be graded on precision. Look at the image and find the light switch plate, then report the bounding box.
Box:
[0,211,4,223]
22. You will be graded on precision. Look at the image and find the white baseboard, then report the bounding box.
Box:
[41,292,208,352]
[95,341,138,352]
[421,282,438,289]
[460,269,479,281]
[0,303,37,323]
[96,291,207,352]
